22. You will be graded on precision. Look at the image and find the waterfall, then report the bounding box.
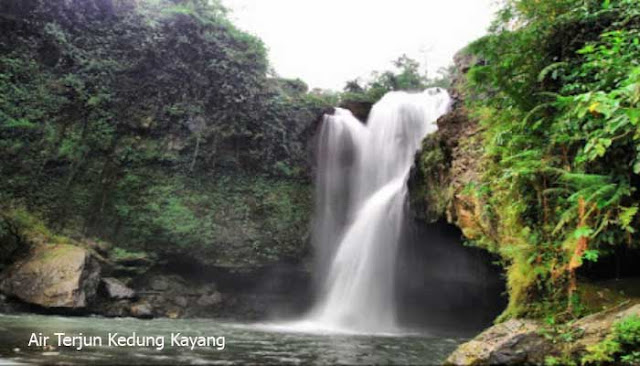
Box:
[296,88,452,333]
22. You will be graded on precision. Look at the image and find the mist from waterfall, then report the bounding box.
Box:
[301,88,452,333]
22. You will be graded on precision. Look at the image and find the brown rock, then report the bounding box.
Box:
[166,307,182,319]
[445,319,549,365]
[446,302,640,365]
[130,300,153,319]
[0,244,100,308]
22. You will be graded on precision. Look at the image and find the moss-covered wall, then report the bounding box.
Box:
[0,0,333,268]
[412,0,640,323]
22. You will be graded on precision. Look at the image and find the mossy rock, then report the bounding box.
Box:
[0,244,100,308]
[445,319,550,365]
[446,302,640,365]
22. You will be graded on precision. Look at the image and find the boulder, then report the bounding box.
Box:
[130,300,153,319]
[150,277,169,291]
[165,307,182,319]
[0,244,100,308]
[174,295,188,308]
[101,277,135,300]
[446,302,640,365]
[148,275,186,292]
[445,319,551,365]
[196,292,223,307]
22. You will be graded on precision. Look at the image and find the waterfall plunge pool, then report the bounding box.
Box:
[0,90,506,365]
[0,313,465,365]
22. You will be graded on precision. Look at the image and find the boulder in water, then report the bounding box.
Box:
[0,244,100,308]
[130,300,153,319]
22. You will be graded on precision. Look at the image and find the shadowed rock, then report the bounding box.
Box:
[101,277,135,300]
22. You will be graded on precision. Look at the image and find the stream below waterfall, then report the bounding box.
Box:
[0,314,464,365]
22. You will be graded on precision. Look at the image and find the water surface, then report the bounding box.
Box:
[0,314,463,365]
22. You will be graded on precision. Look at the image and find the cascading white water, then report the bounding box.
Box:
[301,88,451,334]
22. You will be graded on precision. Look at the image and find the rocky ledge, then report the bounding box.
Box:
[0,239,309,320]
[446,301,640,365]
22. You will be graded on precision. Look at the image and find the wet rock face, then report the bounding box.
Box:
[339,100,373,123]
[133,274,223,318]
[0,244,100,308]
[408,51,485,233]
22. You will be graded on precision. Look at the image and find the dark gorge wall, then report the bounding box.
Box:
[395,219,506,335]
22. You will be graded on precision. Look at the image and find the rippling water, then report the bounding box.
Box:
[0,314,463,365]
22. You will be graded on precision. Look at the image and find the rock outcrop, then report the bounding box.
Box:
[101,277,135,300]
[409,50,487,236]
[340,100,373,123]
[445,319,550,365]
[130,300,154,319]
[446,302,640,365]
[569,302,640,356]
[131,274,223,318]
[0,244,100,308]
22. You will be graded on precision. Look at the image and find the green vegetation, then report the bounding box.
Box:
[457,0,640,319]
[582,315,640,365]
[342,54,453,103]
[0,0,331,266]
[114,174,311,266]
[2,0,637,337]
[0,207,70,247]
[410,133,451,223]
[0,207,81,270]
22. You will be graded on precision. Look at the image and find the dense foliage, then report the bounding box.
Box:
[462,0,640,319]
[0,0,332,266]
